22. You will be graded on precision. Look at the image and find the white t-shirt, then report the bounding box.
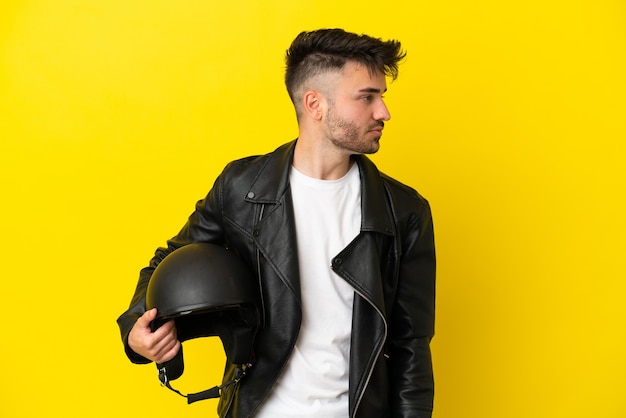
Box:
[254,163,361,418]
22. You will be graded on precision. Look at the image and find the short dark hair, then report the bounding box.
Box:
[284,28,406,106]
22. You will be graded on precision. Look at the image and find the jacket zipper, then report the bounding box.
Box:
[249,202,292,414]
[350,286,388,418]
[223,205,267,418]
[256,204,266,327]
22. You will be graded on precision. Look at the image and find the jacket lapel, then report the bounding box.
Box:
[341,155,396,314]
[355,155,395,237]
[244,141,301,303]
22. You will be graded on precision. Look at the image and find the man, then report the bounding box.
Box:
[117,28,436,418]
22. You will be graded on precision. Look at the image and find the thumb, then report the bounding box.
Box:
[138,308,157,327]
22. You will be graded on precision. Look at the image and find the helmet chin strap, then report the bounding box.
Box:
[157,363,252,404]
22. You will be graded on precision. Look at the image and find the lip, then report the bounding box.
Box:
[368,124,384,135]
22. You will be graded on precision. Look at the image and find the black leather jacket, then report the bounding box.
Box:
[117,141,436,418]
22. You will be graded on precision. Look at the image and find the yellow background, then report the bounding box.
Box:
[1,1,625,417]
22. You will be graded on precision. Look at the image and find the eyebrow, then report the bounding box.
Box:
[358,87,388,94]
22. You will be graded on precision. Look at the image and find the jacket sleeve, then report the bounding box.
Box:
[388,198,436,418]
[116,172,227,363]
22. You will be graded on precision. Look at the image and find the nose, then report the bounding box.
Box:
[375,99,391,121]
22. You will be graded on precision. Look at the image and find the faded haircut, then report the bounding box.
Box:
[284,28,406,109]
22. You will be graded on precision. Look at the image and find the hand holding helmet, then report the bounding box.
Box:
[128,307,180,365]
[141,243,261,404]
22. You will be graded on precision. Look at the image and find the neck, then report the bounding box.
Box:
[292,133,353,180]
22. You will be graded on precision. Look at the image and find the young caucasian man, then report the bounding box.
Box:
[118,28,436,418]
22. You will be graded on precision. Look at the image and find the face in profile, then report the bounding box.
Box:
[322,61,391,155]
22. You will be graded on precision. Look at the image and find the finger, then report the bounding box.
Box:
[154,340,181,364]
[147,322,178,358]
[150,331,179,363]
[152,318,177,339]
[136,308,157,328]
[142,332,176,362]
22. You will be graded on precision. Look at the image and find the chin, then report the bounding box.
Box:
[366,139,381,154]
[361,144,380,155]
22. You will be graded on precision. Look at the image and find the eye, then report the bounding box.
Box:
[362,95,373,102]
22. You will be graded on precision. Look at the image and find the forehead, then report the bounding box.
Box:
[336,61,387,91]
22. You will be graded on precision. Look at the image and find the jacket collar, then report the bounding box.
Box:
[245,140,395,236]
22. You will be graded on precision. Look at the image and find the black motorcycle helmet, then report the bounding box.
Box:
[145,242,260,403]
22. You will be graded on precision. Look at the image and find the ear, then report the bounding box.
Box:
[302,90,324,121]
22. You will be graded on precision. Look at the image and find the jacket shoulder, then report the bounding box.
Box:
[379,172,431,214]
[220,141,294,182]
[218,152,273,194]
[222,154,266,177]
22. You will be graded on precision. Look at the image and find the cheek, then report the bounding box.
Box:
[338,106,365,125]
